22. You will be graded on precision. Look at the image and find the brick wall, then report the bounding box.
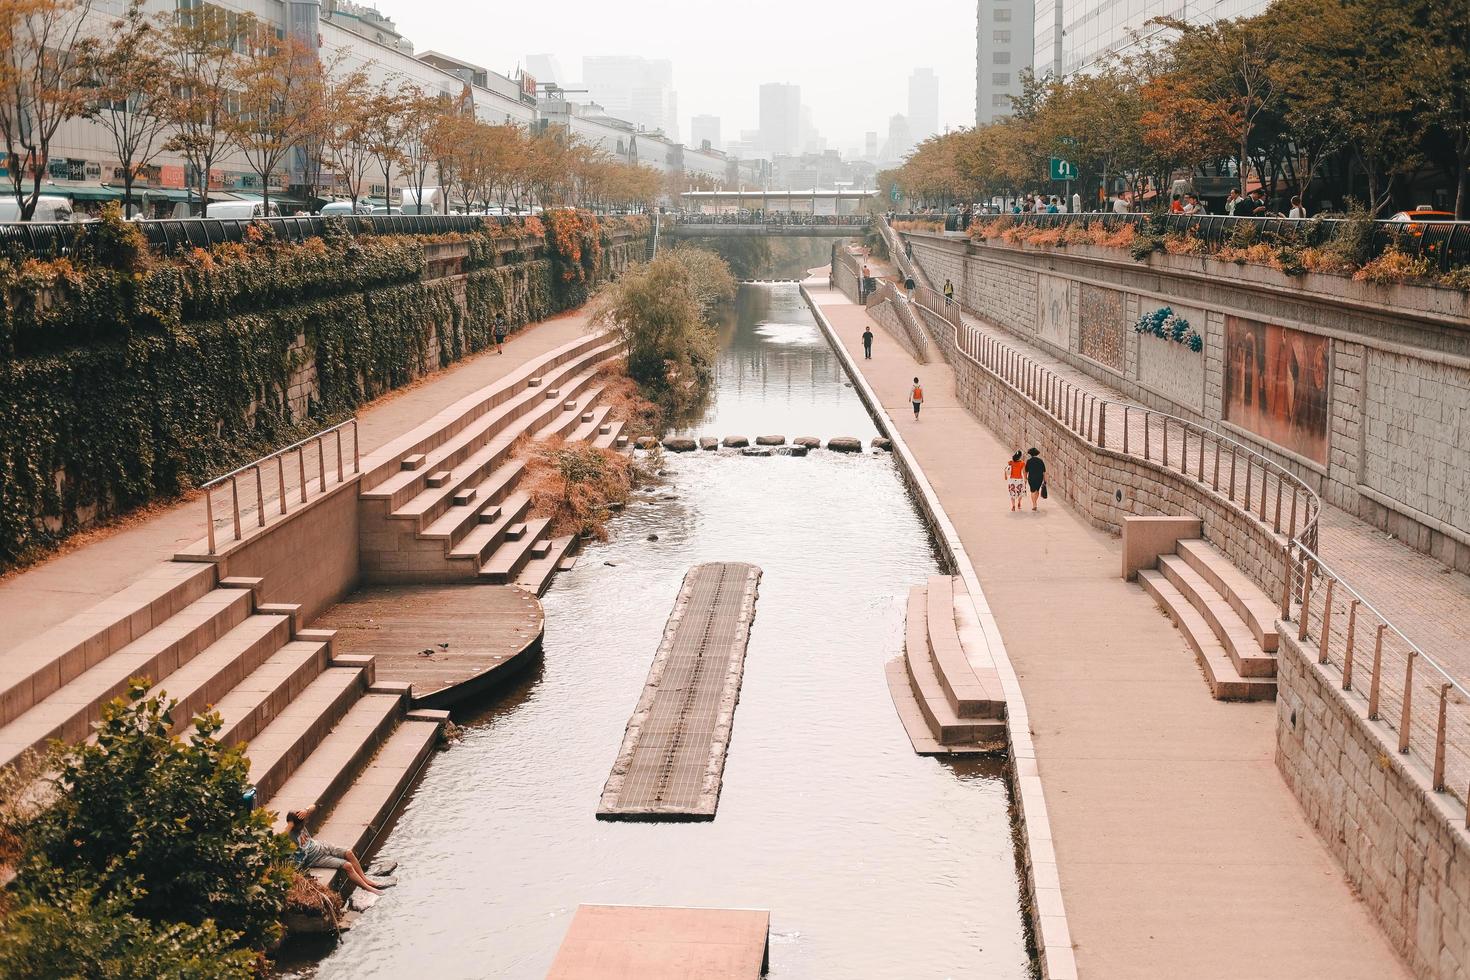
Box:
[1276,629,1470,978]
[904,231,1470,574]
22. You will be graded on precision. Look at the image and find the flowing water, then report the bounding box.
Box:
[307,285,1032,978]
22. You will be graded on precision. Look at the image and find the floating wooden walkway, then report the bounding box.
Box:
[547,905,770,979]
[313,583,543,708]
[597,562,762,820]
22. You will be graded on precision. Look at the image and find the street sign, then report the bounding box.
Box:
[1049,158,1079,181]
[1058,136,1078,146]
[890,183,901,203]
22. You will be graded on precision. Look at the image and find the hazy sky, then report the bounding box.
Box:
[390,0,977,151]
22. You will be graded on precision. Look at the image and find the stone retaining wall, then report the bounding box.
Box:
[905,232,1470,573]
[1276,628,1470,978]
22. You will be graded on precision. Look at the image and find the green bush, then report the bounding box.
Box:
[0,878,259,980]
[16,682,295,952]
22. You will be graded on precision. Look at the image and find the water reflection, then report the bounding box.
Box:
[307,285,1029,979]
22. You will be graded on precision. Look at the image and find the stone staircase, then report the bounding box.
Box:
[886,575,1008,753]
[358,334,627,593]
[0,562,446,892]
[1137,538,1280,700]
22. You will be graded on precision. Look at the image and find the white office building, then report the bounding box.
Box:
[758,83,802,156]
[908,68,939,144]
[977,0,1035,123]
[1034,0,1271,79]
[581,55,679,140]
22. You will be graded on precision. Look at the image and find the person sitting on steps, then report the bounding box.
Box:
[286,805,394,895]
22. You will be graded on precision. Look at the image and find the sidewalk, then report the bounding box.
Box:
[0,310,595,650]
[808,278,1409,978]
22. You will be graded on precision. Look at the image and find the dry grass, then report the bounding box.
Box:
[594,362,664,437]
[514,436,645,540]
[1354,248,1435,285]
[284,870,344,918]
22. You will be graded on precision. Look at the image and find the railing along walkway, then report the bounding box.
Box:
[903,274,1470,809]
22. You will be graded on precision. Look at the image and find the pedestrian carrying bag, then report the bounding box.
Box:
[1040,482,1049,500]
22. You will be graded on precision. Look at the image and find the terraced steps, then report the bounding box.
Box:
[208,638,335,747]
[244,666,371,802]
[1140,571,1276,700]
[887,576,1008,754]
[481,518,553,583]
[516,535,579,596]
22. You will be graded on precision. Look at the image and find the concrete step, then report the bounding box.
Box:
[260,692,403,820]
[592,420,626,451]
[147,614,294,731]
[924,576,1004,718]
[568,405,614,445]
[387,364,604,528]
[451,488,477,507]
[1139,571,1276,701]
[212,639,335,747]
[1158,555,1277,678]
[479,519,552,584]
[516,535,578,596]
[426,471,450,488]
[904,589,1006,745]
[1175,539,1280,653]
[304,714,445,892]
[419,460,527,547]
[448,493,532,565]
[0,562,219,729]
[401,454,426,471]
[535,384,606,442]
[244,666,370,803]
[0,587,257,767]
[365,342,618,511]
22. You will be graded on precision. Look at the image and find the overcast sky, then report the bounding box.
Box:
[391,0,977,152]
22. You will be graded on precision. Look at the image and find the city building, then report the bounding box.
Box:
[908,68,939,144]
[581,55,679,140]
[880,114,913,164]
[864,132,879,161]
[978,0,1034,123]
[690,115,722,152]
[759,83,802,156]
[524,53,565,87]
[1035,0,1269,79]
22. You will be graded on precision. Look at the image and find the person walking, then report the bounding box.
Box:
[1005,451,1027,512]
[943,278,954,307]
[910,377,924,419]
[862,326,874,359]
[493,314,508,355]
[904,273,915,295]
[1024,447,1047,511]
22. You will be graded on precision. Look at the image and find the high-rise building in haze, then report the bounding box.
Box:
[690,114,721,150]
[864,132,879,160]
[881,114,913,164]
[758,82,801,156]
[977,0,1034,124]
[1033,0,1268,79]
[524,53,564,87]
[908,68,939,144]
[582,56,679,139]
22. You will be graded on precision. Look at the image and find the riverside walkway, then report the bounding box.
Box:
[808,275,1409,978]
[0,309,595,650]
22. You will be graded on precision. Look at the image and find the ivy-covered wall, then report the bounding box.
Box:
[0,212,646,569]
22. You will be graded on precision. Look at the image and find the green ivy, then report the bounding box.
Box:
[0,217,641,569]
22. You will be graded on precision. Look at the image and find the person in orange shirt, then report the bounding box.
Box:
[1005,451,1027,511]
[910,377,924,419]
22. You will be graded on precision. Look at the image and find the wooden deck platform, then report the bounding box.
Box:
[313,583,543,709]
[597,563,762,820]
[546,905,770,979]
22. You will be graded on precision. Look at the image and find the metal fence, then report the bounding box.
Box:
[1285,541,1470,810]
[201,418,360,555]
[0,213,528,259]
[668,212,870,227]
[971,212,1470,272]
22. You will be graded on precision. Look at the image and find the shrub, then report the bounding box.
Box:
[0,878,258,979]
[1353,248,1434,284]
[16,682,296,952]
[516,436,646,541]
[1439,266,1470,291]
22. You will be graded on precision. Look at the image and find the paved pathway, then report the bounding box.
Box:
[809,278,1409,979]
[0,310,595,650]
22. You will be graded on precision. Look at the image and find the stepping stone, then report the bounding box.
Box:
[755,435,786,446]
[661,437,697,452]
[698,437,719,451]
[793,436,821,449]
[722,436,749,448]
[871,437,893,451]
[368,859,398,876]
[774,445,809,457]
[827,437,863,453]
[634,436,658,450]
[741,447,773,457]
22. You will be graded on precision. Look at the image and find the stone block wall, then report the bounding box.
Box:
[1276,629,1470,979]
[904,231,1470,574]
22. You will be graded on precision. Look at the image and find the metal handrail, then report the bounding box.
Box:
[906,290,1322,552]
[200,417,360,555]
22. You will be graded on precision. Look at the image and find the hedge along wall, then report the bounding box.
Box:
[0,213,647,568]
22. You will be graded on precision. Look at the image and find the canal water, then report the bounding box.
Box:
[309,284,1032,978]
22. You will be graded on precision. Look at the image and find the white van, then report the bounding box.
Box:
[0,195,73,222]
[318,201,370,217]
[201,200,279,220]
[400,186,442,215]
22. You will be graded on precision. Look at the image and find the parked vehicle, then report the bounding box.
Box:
[1386,206,1457,235]
[200,199,279,220]
[400,186,442,215]
[318,200,370,217]
[0,195,73,222]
